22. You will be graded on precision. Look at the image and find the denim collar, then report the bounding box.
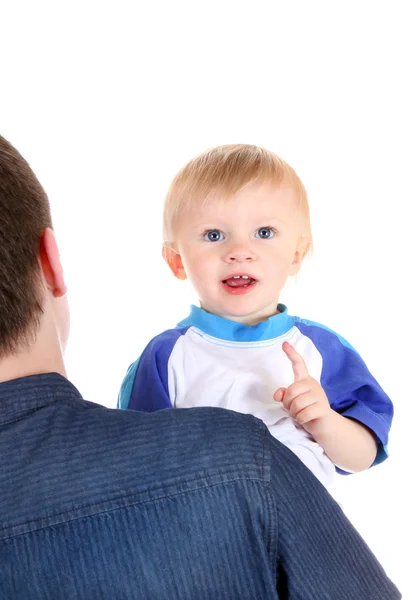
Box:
[0,373,82,425]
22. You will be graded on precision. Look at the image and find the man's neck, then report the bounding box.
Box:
[0,331,66,384]
[0,353,66,384]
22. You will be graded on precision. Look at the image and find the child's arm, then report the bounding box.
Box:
[274,341,382,472]
[307,409,377,472]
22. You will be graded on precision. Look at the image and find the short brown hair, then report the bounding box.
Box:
[0,135,52,358]
[163,144,312,251]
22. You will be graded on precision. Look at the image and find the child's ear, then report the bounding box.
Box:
[289,251,303,277]
[289,238,310,276]
[162,245,187,280]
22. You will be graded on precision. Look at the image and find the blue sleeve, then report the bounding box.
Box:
[295,320,394,469]
[117,327,189,412]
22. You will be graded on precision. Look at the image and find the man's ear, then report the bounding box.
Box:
[39,228,67,298]
[162,245,187,281]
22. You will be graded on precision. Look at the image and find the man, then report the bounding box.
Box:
[0,135,401,599]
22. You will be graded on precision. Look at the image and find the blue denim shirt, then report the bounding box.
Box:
[0,373,400,599]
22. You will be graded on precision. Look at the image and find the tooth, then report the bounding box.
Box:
[242,275,249,279]
[233,275,240,279]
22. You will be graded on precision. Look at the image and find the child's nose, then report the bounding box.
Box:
[223,245,255,263]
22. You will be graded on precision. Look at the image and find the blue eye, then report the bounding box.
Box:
[255,227,275,239]
[203,230,224,242]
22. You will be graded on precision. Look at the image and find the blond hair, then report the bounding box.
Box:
[163,144,312,254]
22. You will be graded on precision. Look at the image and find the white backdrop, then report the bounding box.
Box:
[1,1,412,596]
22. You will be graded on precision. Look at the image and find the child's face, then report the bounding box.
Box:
[166,181,305,325]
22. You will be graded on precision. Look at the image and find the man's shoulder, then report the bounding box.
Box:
[79,400,269,474]
[1,389,273,540]
[48,396,271,490]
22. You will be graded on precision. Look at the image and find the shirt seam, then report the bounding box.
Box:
[0,474,264,541]
[264,431,279,579]
[190,326,296,348]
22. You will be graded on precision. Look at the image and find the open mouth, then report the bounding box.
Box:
[222,275,257,288]
[221,275,258,294]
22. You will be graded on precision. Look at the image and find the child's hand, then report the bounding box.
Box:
[274,341,334,436]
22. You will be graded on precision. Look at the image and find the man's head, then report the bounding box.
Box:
[0,135,68,378]
[162,144,312,325]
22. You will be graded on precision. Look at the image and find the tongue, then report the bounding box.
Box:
[224,277,255,287]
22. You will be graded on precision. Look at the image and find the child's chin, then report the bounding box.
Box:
[224,304,260,320]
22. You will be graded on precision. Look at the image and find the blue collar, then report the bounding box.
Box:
[177,304,296,342]
[0,373,82,424]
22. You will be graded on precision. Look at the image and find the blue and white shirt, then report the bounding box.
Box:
[118,304,393,488]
